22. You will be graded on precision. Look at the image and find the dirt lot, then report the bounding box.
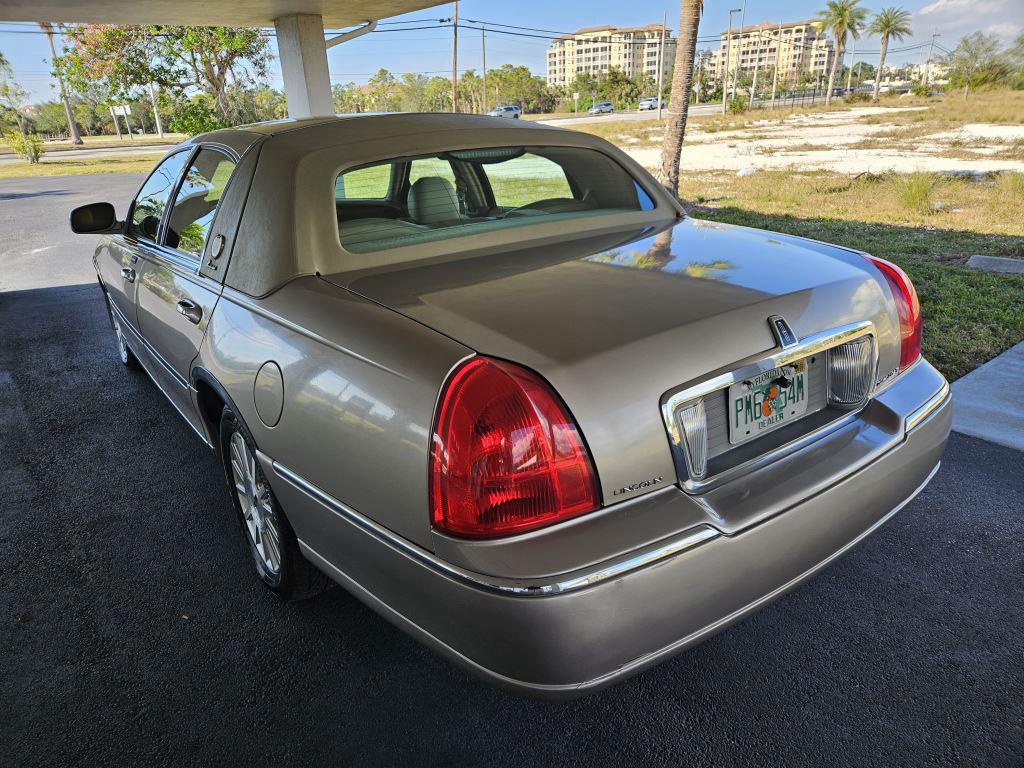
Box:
[622,105,1024,174]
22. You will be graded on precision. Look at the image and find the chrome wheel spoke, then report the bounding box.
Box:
[262,519,281,570]
[229,430,281,576]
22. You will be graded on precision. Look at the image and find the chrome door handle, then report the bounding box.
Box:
[121,267,136,283]
[176,299,203,325]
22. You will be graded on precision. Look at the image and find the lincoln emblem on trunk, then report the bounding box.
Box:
[768,315,798,348]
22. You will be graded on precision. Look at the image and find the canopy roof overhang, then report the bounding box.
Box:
[0,0,443,27]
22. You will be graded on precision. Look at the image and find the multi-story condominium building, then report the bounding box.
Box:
[546,24,677,88]
[705,20,834,87]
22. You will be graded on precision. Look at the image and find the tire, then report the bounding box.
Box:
[218,405,331,601]
[106,294,139,369]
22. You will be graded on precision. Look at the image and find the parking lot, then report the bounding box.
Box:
[2,175,1023,767]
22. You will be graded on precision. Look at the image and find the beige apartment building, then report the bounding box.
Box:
[546,24,677,88]
[706,20,834,87]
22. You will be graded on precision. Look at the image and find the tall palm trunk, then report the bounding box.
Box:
[825,40,844,106]
[873,35,888,103]
[658,0,702,199]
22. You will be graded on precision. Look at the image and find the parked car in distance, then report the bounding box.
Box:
[587,101,614,114]
[70,113,951,699]
[487,105,521,119]
[638,97,665,111]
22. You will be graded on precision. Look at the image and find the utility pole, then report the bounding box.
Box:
[771,22,783,110]
[750,28,763,109]
[924,30,939,87]
[40,22,82,145]
[451,1,459,112]
[695,56,702,105]
[149,83,164,138]
[723,9,742,115]
[731,0,747,100]
[481,25,487,113]
[656,10,666,119]
[846,40,855,94]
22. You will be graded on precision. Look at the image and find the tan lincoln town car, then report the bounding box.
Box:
[70,114,951,697]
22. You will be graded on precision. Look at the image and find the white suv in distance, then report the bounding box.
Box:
[638,97,665,111]
[487,105,522,119]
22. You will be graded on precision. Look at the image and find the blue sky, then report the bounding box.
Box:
[2,0,1021,103]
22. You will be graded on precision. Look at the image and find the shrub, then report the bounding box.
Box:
[728,95,749,114]
[2,130,44,164]
[891,172,939,213]
[911,84,934,98]
[845,91,870,104]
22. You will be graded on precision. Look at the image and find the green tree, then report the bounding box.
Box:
[1008,34,1024,89]
[0,56,31,137]
[659,0,703,197]
[815,0,869,106]
[457,69,483,113]
[944,32,1009,100]
[332,82,368,113]
[61,25,270,121]
[868,7,912,102]
[423,76,453,111]
[488,64,551,112]
[168,93,227,135]
[365,68,401,112]
[398,73,430,112]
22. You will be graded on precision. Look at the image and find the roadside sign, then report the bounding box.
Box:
[112,105,132,116]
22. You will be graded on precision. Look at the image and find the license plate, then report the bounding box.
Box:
[728,361,809,445]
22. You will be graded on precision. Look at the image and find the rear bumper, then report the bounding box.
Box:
[267,360,951,698]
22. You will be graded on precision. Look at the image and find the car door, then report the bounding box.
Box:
[134,147,238,426]
[97,149,192,335]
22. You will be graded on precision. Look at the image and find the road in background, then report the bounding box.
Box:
[539,103,722,127]
[0,174,144,291]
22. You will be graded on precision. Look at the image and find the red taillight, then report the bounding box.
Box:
[429,357,600,538]
[866,255,922,370]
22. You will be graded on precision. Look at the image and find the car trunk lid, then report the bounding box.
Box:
[322,217,900,504]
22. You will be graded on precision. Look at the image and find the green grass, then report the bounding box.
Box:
[0,155,165,179]
[682,170,1024,381]
[892,172,939,214]
[0,133,184,156]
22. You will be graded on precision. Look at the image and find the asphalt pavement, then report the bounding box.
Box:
[2,175,1023,767]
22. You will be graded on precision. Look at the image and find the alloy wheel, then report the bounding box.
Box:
[229,431,281,575]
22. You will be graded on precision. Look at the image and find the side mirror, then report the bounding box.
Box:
[69,202,121,234]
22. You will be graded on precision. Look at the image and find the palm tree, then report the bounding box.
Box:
[815,0,869,106]
[658,0,703,199]
[868,8,912,102]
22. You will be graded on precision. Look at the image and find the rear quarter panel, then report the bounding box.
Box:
[195,276,471,546]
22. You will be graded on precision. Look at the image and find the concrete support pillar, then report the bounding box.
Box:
[274,14,333,118]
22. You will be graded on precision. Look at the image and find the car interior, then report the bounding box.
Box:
[335,145,655,252]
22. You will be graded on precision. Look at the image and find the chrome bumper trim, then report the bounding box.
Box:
[271,459,720,597]
[906,380,951,433]
[661,321,876,493]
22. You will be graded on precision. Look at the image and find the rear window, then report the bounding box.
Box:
[335,145,655,253]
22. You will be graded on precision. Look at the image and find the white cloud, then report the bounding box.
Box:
[913,0,1023,44]
[919,0,1007,15]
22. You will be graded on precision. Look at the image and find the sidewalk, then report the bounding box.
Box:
[951,340,1024,451]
